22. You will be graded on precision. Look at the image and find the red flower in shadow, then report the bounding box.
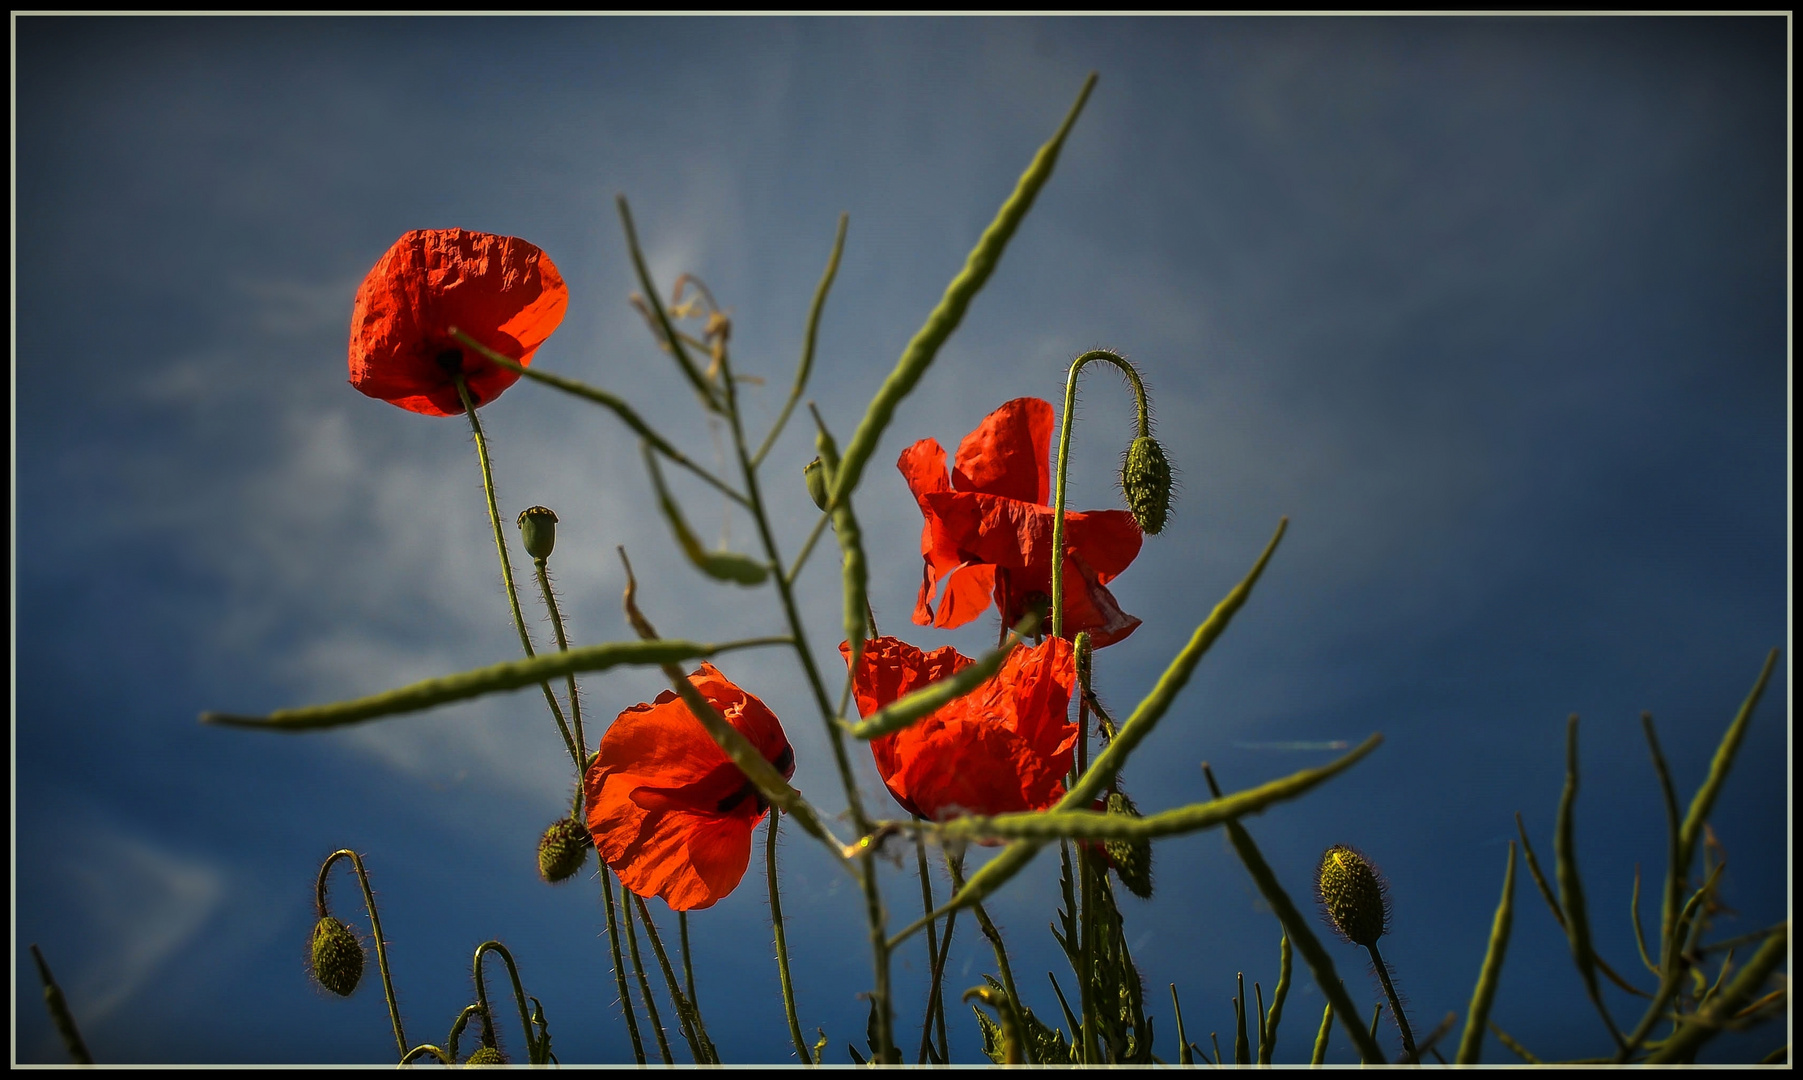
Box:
[842,635,1077,824]
[348,229,568,417]
[584,663,795,911]
[900,397,1144,648]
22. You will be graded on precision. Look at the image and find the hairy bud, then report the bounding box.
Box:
[310,916,364,997]
[1316,845,1390,947]
[1120,435,1173,535]
[516,506,558,561]
[465,1045,507,1066]
[537,818,591,884]
[1104,790,1154,899]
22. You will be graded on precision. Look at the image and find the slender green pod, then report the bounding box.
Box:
[201,637,787,731]
[1640,713,1683,964]
[1310,1001,1333,1065]
[755,214,849,467]
[1234,973,1250,1064]
[617,197,721,412]
[1645,924,1788,1064]
[810,412,869,675]
[1554,716,1624,1049]
[1455,840,1517,1063]
[1171,984,1193,1065]
[30,945,92,1065]
[848,615,1039,738]
[1676,649,1779,888]
[830,72,1097,507]
[643,445,769,585]
[1262,934,1292,1064]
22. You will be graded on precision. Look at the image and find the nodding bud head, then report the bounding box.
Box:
[465,1046,507,1066]
[537,818,591,884]
[1316,845,1390,947]
[803,457,830,511]
[1120,436,1173,535]
[1104,790,1154,899]
[516,506,558,561]
[310,916,365,997]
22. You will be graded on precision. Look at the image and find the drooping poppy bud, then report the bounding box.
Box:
[803,457,830,511]
[309,916,364,997]
[537,817,590,884]
[1316,845,1390,947]
[1120,435,1173,536]
[1104,790,1154,899]
[517,506,559,562]
[465,1045,507,1066]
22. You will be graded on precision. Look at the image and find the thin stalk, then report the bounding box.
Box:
[1456,842,1516,1064]
[784,510,833,586]
[1641,713,1683,967]
[913,828,944,1064]
[754,214,848,467]
[1048,349,1150,640]
[924,882,961,1063]
[1365,941,1417,1061]
[29,945,91,1065]
[680,913,710,1062]
[766,813,811,1064]
[1311,1002,1333,1065]
[472,941,538,1063]
[949,854,1032,1064]
[1078,840,1097,1062]
[534,557,587,780]
[318,850,406,1059]
[598,868,645,1064]
[1263,934,1292,1064]
[1234,974,1250,1064]
[1170,984,1193,1065]
[621,884,674,1065]
[632,895,711,1063]
[454,376,579,771]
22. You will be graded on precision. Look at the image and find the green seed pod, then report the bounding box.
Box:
[1120,435,1173,535]
[516,506,558,562]
[537,818,591,884]
[803,457,830,511]
[310,916,364,997]
[465,1045,507,1066]
[1316,845,1390,947]
[1104,790,1154,900]
[1074,632,1093,692]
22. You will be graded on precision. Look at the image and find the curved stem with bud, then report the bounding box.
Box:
[316,850,406,1060]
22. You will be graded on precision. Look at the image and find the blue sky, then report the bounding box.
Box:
[13,16,1788,1065]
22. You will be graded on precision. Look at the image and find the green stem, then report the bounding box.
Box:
[950,854,1032,1064]
[1456,842,1516,1064]
[472,941,538,1063]
[753,213,848,467]
[1311,1001,1334,1065]
[534,557,587,786]
[767,812,811,1064]
[1049,350,1150,640]
[621,884,674,1065]
[454,375,580,772]
[29,945,92,1065]
[632,895,710,1063]
[1263,934,1292,1064]
[1366,941,1416,1061]
[318,850,406,1060]
[598,868,647,1065]
[912,828,944,1064]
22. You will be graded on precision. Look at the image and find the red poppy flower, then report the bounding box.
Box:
[900,397,1144,648]
[842,635,1077,823]
[584,663,796,911]
[348,229,568,417]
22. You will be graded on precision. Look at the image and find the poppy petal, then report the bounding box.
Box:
[951,397,1055,504]
[930,562,997,629]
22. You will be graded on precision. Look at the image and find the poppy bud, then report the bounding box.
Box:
[516,506,558,562]
[1316,844,1390,947]
[1120,435,1173,535]
[803,457,830,511]
[1074,632,1093,692]
[1104,790,1154,899]
[465,1045,507,1066]
[309,916,364,997]
[537,817,590,884]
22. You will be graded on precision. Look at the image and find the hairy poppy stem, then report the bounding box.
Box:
[912,825,947,1064]
[949,854,1032,1063]
[620,884,674,1065]
[1365,941,1416,1061]
[632,894,712,1063]
[533,556,587,798]
[453,376,582,773]
[473,941,539,1063]
[1049,349,1150,641]
[598,868,646,1064]
[766,813,812,1064]
[317,850,407,1060]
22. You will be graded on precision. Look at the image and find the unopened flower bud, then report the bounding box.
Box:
[537,818,591,884]
[1074,632,1093,692]
[516,506,558,561]
[1316,845,1390,947]
[803,457,830,511]
[465,1045,507,1066]
[1104,790,1154,899]
[310,916,364,997]
[1120,435,1173,535]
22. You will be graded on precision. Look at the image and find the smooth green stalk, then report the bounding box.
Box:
[621,885,673,1065]
[533,557,586,795]
[1455,841,1516,1064]
[1555,716,1624,1050]
[203,637,789,731]
[808,410,871,679]
[1171,984,1193,1065]
[1487,1021,1540,1063]
[630,896,710,1064]
[1366,941,1416,1061]
[949,854,1032,1064]
[616,197,721,412]
[643,445,769,585]
[30,945,91,1065]
[1048,349,1151,639]
[449,331,745,507]
[598,868,646,1065]
[912,830,944,1064]
[472,941,539,1064]
[455,376,581,769]
[1078,843,1097,1062]
[766,813,811,1065]
[784,510,833,587]
[1310,1001,1333,1065]
[1253,979,1266,1063]
[850,614,1037,738]
[679,914,707,1059]
[1645,925,1788,1064]
[1262,934,1292,1064]
[1631,865,1657,974]
[1640,713,1683,966]
[1202,767,1386,1065]
[754,214,848,467]
[1675,649,1777,897]
[1368,1003,1382,1049]
[924,874,962,1063]
[317,850,406,1059]
[828,72,1096,508]
[1233,974,1250,1065]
